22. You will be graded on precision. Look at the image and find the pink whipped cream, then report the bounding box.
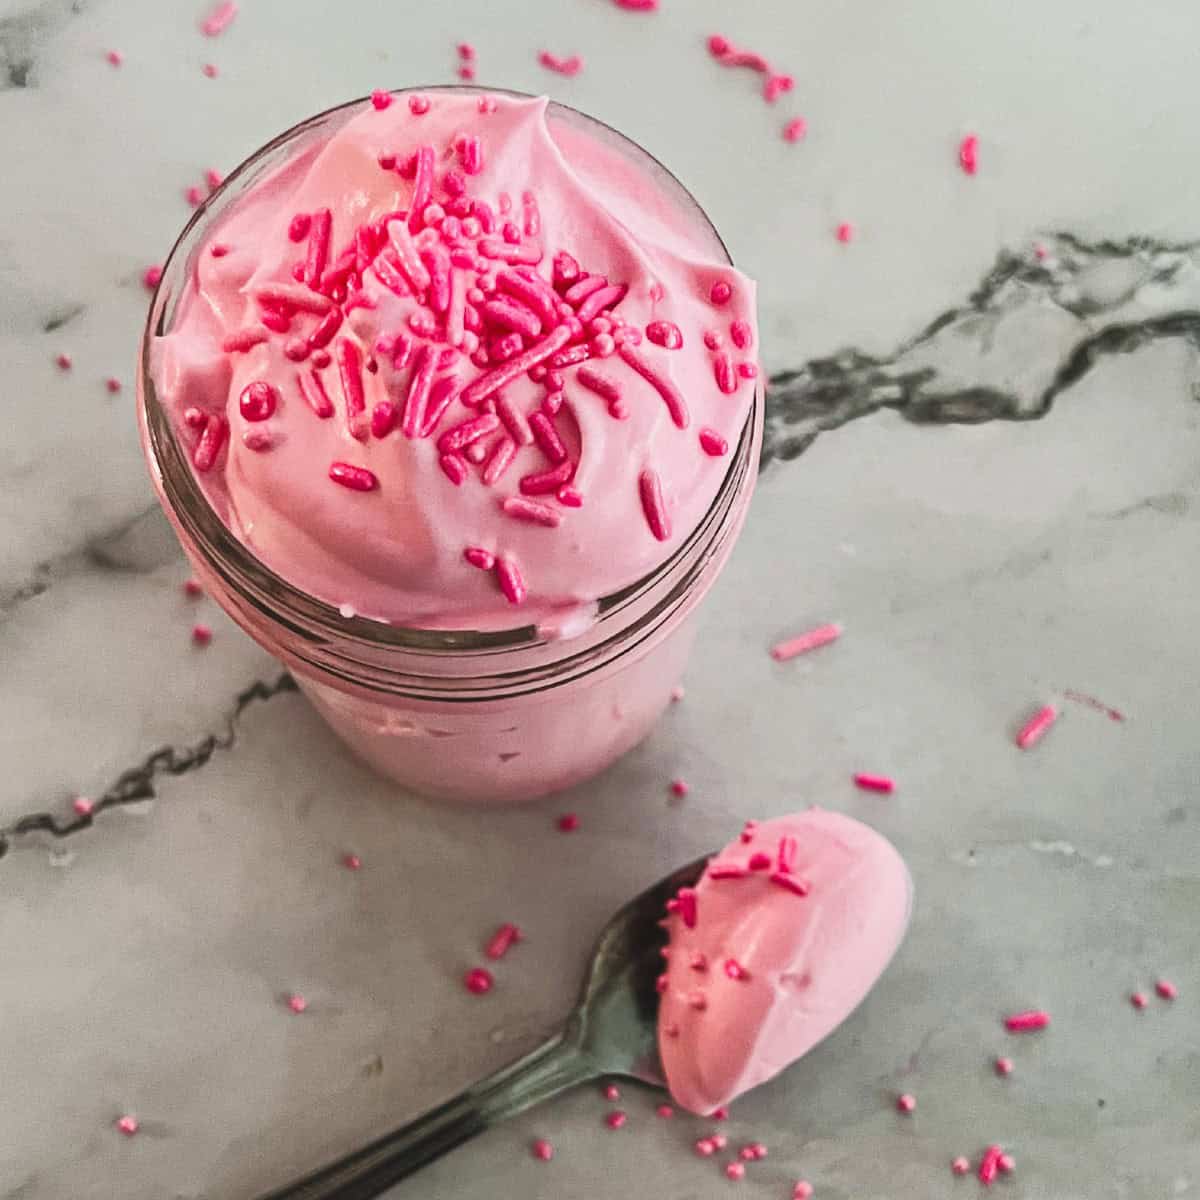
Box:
[155,92,758,628]
[657,810,912,1115]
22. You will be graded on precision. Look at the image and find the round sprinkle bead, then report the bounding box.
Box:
[1156,979,1178,1000]
[1131,991,1148,1009]
[409,94,431,115]
[116,1114,139,1136]
[709,280,733,305]
[998,1154,1016,1174]
[836,222,854,244]
[792,1183,814,1200]
[463,967,494,995]
[724,1162,746,1181]
[557,813,579,832]
[239,381,278,422]
[951,1157,970,1176]
[656,1104,674,1118]
[72,796,95,816]
[605,1110,627,1130]
[191,624,213,646]
[286,993,307,1013]
[994,1056,1014,1076]
[694,1138,716,1157]
[531,1138,554,1161]
[896,1093,916,1114]
[343,853,362,870]
[603,1084,621,1102]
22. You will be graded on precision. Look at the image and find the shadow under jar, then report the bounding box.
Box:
[138,87,763,803]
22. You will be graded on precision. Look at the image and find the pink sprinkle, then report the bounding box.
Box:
[670,778,689,798]
[639,468,671,541]
[73,796,94,816]
[496,555,526,605]
[183,577,203,597]
[297,369,335,419]
[671,685,685,702]
[464,966,494,995]
[464,547,496,571]
[777,835,798,873]
[370,89,393,110]
[286,993,307,1014]
[656,1104,674,1118]
[793,1183,814,1200]
[645,320,683,350]
[202,62,218,77]
[708,864,749,880]
[305,207,332,288]
[239,380,278,422]
[185,184,205,208]
[959,134,979,176]
[748,852,771,871]
[710,280,733,305]
[854,773,895,794]
[951,1157,970,1176]
[770,623,842,661]
[485,923,523,961]
[556,812,580,835]
[458,42,477,60]
[200,1,238,37]
[713,353,738,395]
[439,453,469,486]
[695,1138,716,1157]
[699,428,729,457]
[106,49,123,67]
[502,495,562,528]
[770,872,810,897]
[557,486,583,507]
[538,50,584,77]
[531,1139,554,1162]
[725,1162,746,1181]
[1015,705,1058,750]
[603,1083,621,1101]
[724,958,749,981]
[994,1056,1014,1076]
[783,117,808,143]
[612,0,659,8]
[712,1107,729,1120]
[1156,979,1178,1000]
[116,1114,139,1136]
[1131,991,1148,1009]
[520,460,573,496]
[343,853,362,870]
[896,1093,916,1114]
[676,887,698,929]
[408,94,431,115]
[105,377,122,394]
[605,1110,627,1130]
[1004,1009,1050,1033]
[204,167,223,190]
[371,402,397,439]
[978,1145,1003,1186]
[998,1154,1015,1174]
[193,414,229,473]
[478,95,498,114]
[763,73,794,103]
[328,462,379,492]
[55,352,72,370]
[143,264,163,290]
[836,222,854,244]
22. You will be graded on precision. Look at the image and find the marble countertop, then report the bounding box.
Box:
[3,1,1199,1197]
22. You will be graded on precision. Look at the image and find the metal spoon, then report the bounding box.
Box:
[257,854,709,1200]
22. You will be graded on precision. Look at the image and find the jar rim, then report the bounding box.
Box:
[140,85,757,656]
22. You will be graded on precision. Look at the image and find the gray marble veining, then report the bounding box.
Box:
[2,1,1199,1198]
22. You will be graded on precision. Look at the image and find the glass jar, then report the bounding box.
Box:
[138,88,763,803]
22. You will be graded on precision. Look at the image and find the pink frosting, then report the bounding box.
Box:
[154,93,758,627]
[657,810,912,1115]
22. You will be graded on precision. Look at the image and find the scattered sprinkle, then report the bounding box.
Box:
[105,49,123,67]
[998,1154,1015,1174]
[191,623,213,646]
[55,352,72,370]
[853,773,895,794]
[792,1183,814,1200]
[485,923,523,961]
[1061,689,1125,722]
[709,280,733,305]
[712,1106,729,1120]
[115,1114,139,1136]
[183,578,203,597]
[994,1056,1014,1076]
[605,1110,627,1130]
[185,184,205,207]
[531,1138,554,1161]
[783,117,808,143]
[200,1,238,37]
[951,1157,970,1176]
[557,813,579,833]
[603,1084,621,1101]
[670,778,689,798]
[656,1104,674,1118]
[725,1162,746,1181]
[1015,704,1058,750]
[612,0,659,8]
[836,222,854,244]
[409,94,431,115]
[1131,991,1148,1009]
[143,264,163,290]
[370,89,393,110]
[286,993,308,1014]
[695,1138,716,1157]
[463,967,494,995]
[538,51,584,77]
[202,62,218,77]
[670,686,685,702]
[204,167,223,190]
[105,377,122,393]
[1156,978,1178,1000]
[1004,1009,1050,1033]
[958,134,979,176]
[343,853,362,870]
[770,623,842,662]
[72,797,94,816]
[896,1093,916,1114]
[978,1144,1003,1186]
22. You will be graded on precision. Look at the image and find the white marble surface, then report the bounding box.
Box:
[3,1,1200,1197]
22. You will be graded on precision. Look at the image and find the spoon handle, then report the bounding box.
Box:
[257,1030,594,1200]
